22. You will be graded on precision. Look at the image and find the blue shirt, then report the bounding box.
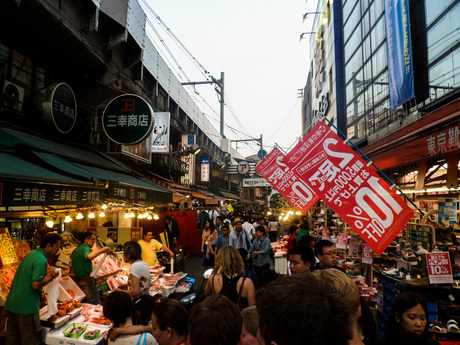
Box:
[248,237,271,267]
[216,234,229,250]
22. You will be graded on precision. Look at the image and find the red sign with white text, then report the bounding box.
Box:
[283,122,414,255]
[255,147,319,214]
[362,243,374,264]
[426,252,453,284]
[336,233,348,249]
[322,228,330,240]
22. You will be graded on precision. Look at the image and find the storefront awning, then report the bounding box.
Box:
[219,190,241,200]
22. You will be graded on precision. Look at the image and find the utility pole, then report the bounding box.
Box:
[231,135,263,153]
[182,72,225,138]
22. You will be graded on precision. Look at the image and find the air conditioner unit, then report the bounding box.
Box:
[3,80,24,111]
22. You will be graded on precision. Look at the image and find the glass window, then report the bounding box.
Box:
[344,27,362,63]
[346,70,363,105]
[343,0,359,27]
[429,50,459,99]
[372,44,387,78]
[363,60,373,85]
[373,71,389,105]
[427,3,460,64]
[364,85,374,116]
[361,0,370,14]
[372,99,390,133]
[363,35,372,62]
[362,9,370,35]
[344,3,361,42]
[425,0,456,27]
[346,47,363,84]
[370,16,385,52]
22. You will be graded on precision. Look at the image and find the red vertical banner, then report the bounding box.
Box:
[284,122,414,255]
[255,147,319,214]
[131,227,142,240]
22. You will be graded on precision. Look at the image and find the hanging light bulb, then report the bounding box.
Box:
[88,210,95,219]
[76,212,84,220]
[130,210,135,218]
[64,214,73,223]
[138,213,144,219]
[147,214,153,220]
[99,210,105,218]
[124,211,130,219]
[46,217,54,228]
[102,204,108,210]
[153,214,159,220]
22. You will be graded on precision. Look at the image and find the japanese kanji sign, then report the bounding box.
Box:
[362,243,374,264]
[255,147,319,214]
[283,122,414,255]
[336,233,348,249]
[426,252,453,284]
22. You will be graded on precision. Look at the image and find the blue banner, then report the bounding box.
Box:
[201,156,210,164]
[384,0,415,111]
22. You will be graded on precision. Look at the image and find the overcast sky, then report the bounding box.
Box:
[144,0,318,158]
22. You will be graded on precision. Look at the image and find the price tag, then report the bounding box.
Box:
[426,252,454,284]
[322,228,330,240]
[336,233,348,249]
[362,243,373,264]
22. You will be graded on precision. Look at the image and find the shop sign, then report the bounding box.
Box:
[283,122,414,255]
[180,135,195,185]
[336,233,348,249]
[362,243,374,264]
[131,228,142,240]
[439,198,457,225]
[0,181,103,206]
[201,156,210,182]
[322,228,330,240]
[426,252,453,284]
[243,178,271,187]
[255,147,319,214]
[43,83,77,133]
[0,227,18,265]
[151,112,171,153]
[122,133,153,164]
[409,230,431,243]
[108,183,171,204]
[237,161,251,175]
[102,94,154,145]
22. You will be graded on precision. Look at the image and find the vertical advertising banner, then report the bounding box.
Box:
[180,135,195,185]
[385,0,415,110]
[151,112,171,153]
[284,122,414,255]
[438,198,457,225]
[255,147,319,214]
[201,156,210,182]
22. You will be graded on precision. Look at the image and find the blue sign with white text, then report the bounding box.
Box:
[384,0,415,111]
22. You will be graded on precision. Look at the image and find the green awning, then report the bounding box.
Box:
[0,153,90,185]
[219,190,241,200]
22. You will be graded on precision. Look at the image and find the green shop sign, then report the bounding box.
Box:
[102,94,154,145]
[0,181,104,206]
[43,83,77,134]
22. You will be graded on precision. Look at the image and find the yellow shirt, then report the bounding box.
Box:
[138,239,163,266]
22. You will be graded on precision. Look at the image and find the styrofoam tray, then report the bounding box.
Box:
[59,276,85,301]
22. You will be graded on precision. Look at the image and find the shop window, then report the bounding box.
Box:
[343,0,359,28]
[371,44,387,79]
[370,17,385,52]
[372,71,389,105]
[344,27,361,64]
[345,47,363,84]
[344,3,361,44]
[428,49,460,99]
[345,69,363,105]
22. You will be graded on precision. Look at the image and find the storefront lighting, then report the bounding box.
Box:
[153,214,159,220]
[138,213,144,219]
[64,214,73,223]
[99,211,105,218]
[46,218,54,228]
[295,211,301,215]
[101,204,108,209]
[130,211,136,218]
[147,214,153,220]
[76,212,84,220]
[267,211,272,215]
[124,211,130,219]
[288,211,294,215]
[88,211,96,219]
[397,187,460,194]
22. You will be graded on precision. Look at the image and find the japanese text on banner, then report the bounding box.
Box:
[283,122,414,255]
[255,147,319,214]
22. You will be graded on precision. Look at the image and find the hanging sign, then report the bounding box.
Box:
[426,252,454,284]
[43,83,77,133]
[102,94,154,145]
[336,233,348,249]
[362,243,374,264]
[201,156,210,182]
[255,147,319,214]
[283,122,414,255]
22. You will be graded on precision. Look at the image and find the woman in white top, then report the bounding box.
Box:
[123,241,151,298]
[267,218,279,242]
[103,291,157,345]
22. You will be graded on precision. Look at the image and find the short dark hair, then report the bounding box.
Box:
[255,269,279,290]
[189,295,242,345]
[103,291,134,327]
[256,274,353,345]
[255,225,266,237]
[288,245,315,268]
[216,216,223,222]
[40,233,62,248]
[79,231,94,244]
[153,299,188,336]
[133,294,156,326]
[289,225,298,235]
[314,240,334,256]
[298,235,316,248]
[123,241,142,261]
[164,215,172,221]
[387,291,429,337]
[142,229,152,238]
[222,224,230,231]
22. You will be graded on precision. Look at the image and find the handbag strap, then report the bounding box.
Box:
[136,333,147,345]
[236,277,247,307]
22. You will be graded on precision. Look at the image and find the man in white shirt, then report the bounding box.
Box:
[242,216,255,242]
[208,208,219,225]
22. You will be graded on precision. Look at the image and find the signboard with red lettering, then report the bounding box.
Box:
[426,252,453,284]
[255,147,319,213]
[322,228,330,240]
[283,122,414,255]
[131,227,142,241]
[362,243,374,264]
[336,233,348,249]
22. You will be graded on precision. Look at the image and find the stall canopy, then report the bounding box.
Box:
[218,190,241,201]
[0,127,172,204]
